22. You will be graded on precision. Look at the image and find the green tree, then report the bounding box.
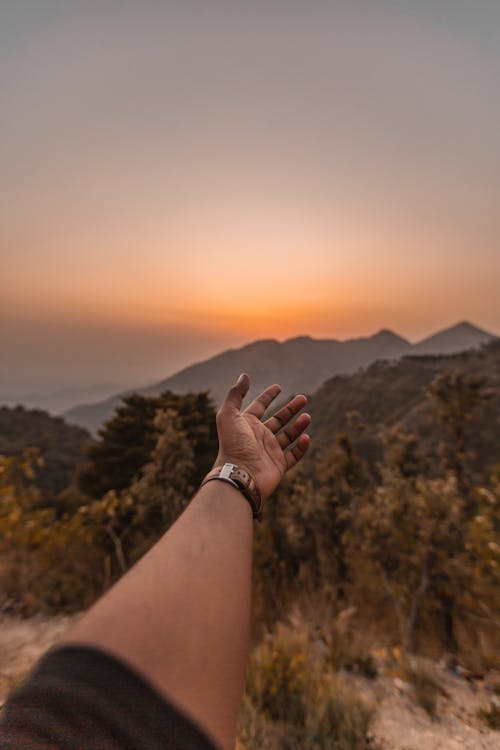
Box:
[76,407,196,577]
[0,409,198,613]
[78,391,217,498]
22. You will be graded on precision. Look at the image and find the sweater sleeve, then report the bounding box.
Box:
[0,645,219,750]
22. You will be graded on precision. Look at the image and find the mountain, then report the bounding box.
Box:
[65,329,411,431]
[0,383,126,415]
[64,321,496,433]
[412,321,496,355]
[306,339,500,481]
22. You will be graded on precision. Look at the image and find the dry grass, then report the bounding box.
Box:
[240,620,375,749]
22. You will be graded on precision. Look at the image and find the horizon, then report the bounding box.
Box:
[2,2,500,397]
[1,318,496,404]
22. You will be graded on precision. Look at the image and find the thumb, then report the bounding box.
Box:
[221,373,250,413]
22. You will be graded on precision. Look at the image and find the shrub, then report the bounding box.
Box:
[242,622,374,749]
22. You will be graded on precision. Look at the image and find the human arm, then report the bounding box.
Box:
[65,374,310,749]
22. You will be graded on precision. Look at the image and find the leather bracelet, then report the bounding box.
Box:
[201,463,263,520]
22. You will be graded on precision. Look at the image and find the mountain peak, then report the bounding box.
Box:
[373,328,410,344]
[64,321,497,432]
[284,335,315,345]
[447,320,489,335]
[413,321,496,355]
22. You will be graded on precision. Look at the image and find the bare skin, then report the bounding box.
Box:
[66,374,310,750]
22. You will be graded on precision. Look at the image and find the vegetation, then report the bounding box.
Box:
[0,407,203,612]
[308,340,500,483]
[239,620,374,749]
[77,390,217,498]
[1,343,499,744]
[0,405,90,496]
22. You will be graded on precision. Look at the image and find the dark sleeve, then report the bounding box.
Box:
[0,645,219,750]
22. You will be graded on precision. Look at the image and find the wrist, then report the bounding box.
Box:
[202,462,263,520]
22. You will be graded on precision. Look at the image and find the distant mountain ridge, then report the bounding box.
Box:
[0,382,126,415]
[65,321,497,432]
[412,321,492,355]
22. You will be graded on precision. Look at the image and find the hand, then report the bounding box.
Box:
[214,373,311,500]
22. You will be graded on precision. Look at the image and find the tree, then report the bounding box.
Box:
[311,434,370,597]
[0,409,198,613]
[428,371,490,491]
[77,391,217,498]
[75,407,196,577]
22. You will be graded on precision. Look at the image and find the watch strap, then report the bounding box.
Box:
[201,463,263,520]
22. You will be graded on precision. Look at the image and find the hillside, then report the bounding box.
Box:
[65,329,411,431]
[307,339,500,479]
[0,406,91,495]
[65,321,496,432]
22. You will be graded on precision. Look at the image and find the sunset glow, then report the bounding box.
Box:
[2,1,499,395]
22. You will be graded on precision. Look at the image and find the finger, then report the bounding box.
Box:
[285,433,310,470]
[219,373,250,414]
[244,383,281,419]
[276,412,311,449]
[265,394,308,434]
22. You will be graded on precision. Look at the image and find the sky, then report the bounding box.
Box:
[1,0,499,397]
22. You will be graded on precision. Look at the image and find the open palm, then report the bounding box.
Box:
[215,374,311,500]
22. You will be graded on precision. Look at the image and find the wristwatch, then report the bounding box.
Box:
[201,463,263,520]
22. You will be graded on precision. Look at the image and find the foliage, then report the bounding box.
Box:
[0,410,197,613]
[2,354,499,677]
[241,621,374,750]
[252,381,500,665]
[428,370,491,489]
[308,340,500,483]
[77,391,216,498]
[0,451,105,613]
[0,405,90,496]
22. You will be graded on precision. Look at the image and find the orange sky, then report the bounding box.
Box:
[1,1,499,395]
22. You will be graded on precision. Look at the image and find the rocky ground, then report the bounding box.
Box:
[1,616,499,748]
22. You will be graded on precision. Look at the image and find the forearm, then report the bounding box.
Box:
[66,480,254,750]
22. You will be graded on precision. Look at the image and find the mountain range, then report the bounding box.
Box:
[0,383,126,415]
[64,321,496,432]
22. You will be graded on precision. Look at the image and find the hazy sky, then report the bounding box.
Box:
[2,1,499,396]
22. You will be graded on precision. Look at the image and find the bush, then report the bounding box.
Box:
[242,622,374,749]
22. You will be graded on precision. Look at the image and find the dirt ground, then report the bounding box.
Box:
[365,665,500,750]
[1,616,499,748]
